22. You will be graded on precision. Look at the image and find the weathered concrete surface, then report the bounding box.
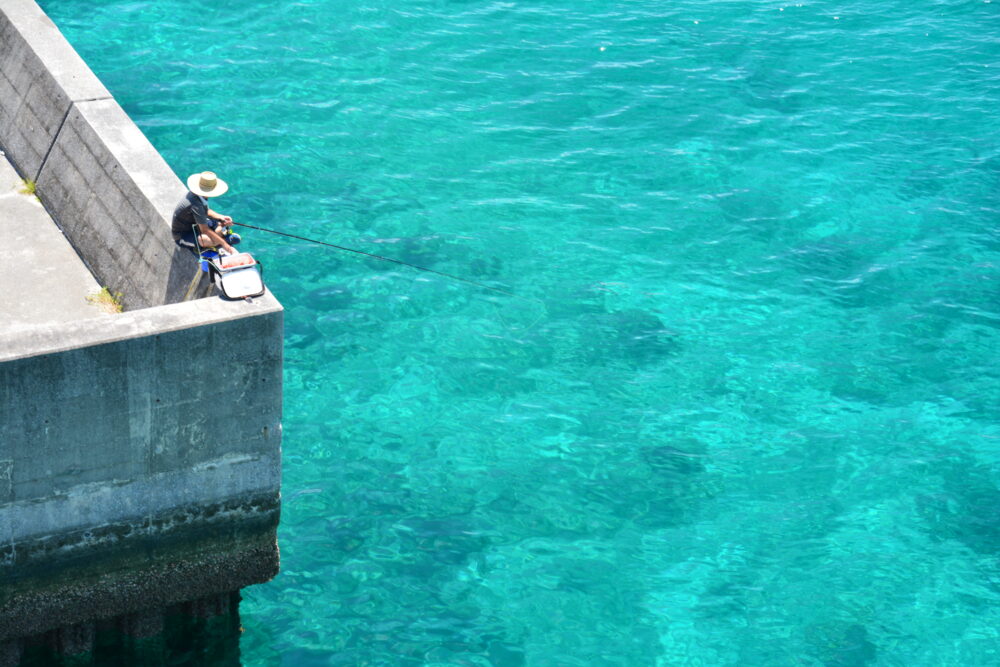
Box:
[0,640,21,667]
[0,152,111,329]
[0,295,283,514]
[0,296,283,641]
[1,514,277,641]
[36,97,193,310]
[0,0,110,180]
[0,0,205,309]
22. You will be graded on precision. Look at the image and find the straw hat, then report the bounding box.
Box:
[187,171,229,197]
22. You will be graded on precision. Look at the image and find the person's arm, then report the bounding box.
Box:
[191,202,236,253]
[207,208,233,227]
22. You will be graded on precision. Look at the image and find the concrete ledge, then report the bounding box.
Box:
[0,286,282,363]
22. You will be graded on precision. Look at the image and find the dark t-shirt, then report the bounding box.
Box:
[171,192,211,240]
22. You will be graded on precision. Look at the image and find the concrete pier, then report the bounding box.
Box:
[0,0,283,660]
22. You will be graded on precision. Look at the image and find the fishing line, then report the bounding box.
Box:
[233,221,521,299]
[235,221,548,332]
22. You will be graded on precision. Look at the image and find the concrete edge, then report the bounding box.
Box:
[0,288,282,363]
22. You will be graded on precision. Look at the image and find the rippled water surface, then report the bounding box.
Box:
[41,0,1000,664]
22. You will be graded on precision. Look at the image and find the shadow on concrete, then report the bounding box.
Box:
[167,246,217,303]
[16,594,243,667]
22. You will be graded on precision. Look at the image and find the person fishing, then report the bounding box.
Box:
[172,171,241,255]
[173,172,517,298]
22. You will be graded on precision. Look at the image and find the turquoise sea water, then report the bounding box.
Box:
[40,0,1000,664]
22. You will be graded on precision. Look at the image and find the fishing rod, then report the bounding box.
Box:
[232,222,519,298]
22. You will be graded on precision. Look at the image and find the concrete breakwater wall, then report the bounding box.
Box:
[0,0,194,310]
[0,0,283,660]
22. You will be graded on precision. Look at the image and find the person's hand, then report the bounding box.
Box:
[221,215,233,226]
